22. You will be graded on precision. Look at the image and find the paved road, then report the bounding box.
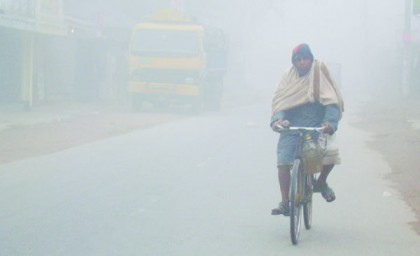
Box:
[0,103,419,255]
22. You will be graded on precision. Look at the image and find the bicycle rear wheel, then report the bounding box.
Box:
[303,174,314,229]
[290,158,304,245]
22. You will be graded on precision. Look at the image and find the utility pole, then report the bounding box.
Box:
[402,0,412,97]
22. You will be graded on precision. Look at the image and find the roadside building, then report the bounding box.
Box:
[0,0,129,109]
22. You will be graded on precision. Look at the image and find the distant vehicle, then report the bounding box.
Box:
[128,9,228,112]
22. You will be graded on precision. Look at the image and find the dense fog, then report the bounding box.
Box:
[67,0,408,103]
[2,2,420,254]
[179,0,406,102]
[0,0,413,107]
[87,0,404,103]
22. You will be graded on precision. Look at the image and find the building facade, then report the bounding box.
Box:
[0,0,129,108]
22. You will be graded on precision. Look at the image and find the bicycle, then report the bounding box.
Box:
[276,124,325,245]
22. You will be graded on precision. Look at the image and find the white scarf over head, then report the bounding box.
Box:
[271,60,344,118]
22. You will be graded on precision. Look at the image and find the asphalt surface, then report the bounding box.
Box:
[0,102,419,255]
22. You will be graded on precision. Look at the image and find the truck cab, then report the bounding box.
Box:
[128,9,227,112]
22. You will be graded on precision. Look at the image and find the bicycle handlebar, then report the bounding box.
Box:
[275,124,325,133]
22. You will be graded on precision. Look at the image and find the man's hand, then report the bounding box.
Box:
[321,122,333,134]
[271,119,290,132]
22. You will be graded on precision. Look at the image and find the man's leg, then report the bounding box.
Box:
[317,164,334,185]
[272,165,291,215]
[278,165,291,202]
[315,164,336,202]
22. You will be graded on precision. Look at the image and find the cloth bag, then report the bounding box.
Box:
[318,134,341,165]
[313,62,341,165]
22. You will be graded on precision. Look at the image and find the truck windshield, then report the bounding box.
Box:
[131,29,199,57]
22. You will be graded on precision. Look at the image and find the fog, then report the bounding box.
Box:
[135,0,403,98]
[167,0,404,103]
[181,0,406,102]
[0,0,412,108]
[3,1,420,253]
[80,0,407,104]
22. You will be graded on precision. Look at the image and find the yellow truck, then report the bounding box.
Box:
[128,9,228,111]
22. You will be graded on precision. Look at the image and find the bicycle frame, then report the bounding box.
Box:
[277,125,324,245]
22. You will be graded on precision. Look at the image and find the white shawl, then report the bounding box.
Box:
[271,60,344,118]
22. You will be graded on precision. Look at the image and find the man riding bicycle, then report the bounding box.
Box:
[270,43,344,216]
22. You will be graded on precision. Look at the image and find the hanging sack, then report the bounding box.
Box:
[313,62,341,165]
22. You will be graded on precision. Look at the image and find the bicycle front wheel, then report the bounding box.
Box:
[290,158,304,245]
[303,174,315,229]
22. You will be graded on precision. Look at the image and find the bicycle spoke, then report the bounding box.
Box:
[303,174,314,229]
[290,159,303,245]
